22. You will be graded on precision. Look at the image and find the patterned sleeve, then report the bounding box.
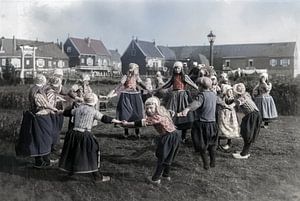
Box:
[35,93,49,108]
[120,75,127,85]
[145,116,161,126]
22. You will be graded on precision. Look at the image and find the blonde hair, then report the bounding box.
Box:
[145,96,172,121]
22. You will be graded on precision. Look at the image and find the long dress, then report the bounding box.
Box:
[253,82,278,122]
[15,85,55,157]
[218,97,240,139]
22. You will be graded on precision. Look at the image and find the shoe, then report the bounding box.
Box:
[50,159,59,164]
[232,153,250,159]
[33,161,50,169]
[203,164,209,170]
[210,162,216,168]
[222,144,230,150]
[162,176,171,181]
[147,176,161,185]
[94,175,111,183]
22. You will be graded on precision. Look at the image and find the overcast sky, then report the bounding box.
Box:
[1,0,299,54]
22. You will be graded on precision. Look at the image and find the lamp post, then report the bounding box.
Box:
[207,31,216,66]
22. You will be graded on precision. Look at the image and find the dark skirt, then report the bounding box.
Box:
[15,111,54,157]
[117,91,144,121]
[254,95,278,121]
[156,130,181,166]
[240,111,262,143]
[59,130,100,174]
[167,90,194,130]
[50,113,64,145]
[191,121,218,152]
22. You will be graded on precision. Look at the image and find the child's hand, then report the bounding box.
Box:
[177,109,189,117]
[112,119,122,124]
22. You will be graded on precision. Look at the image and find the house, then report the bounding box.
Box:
[109,49,122,76]
[64,36,112,76]
[166,42,298,78]
[121,38,166,76]
[0,36,69,78]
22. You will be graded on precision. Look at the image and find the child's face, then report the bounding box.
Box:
[227,89,233,97]
[145,104,156,116]
[174,66,182,74]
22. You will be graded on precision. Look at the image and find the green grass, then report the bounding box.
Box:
[0,110,299,201]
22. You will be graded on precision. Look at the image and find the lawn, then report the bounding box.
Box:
[0,109,299,201]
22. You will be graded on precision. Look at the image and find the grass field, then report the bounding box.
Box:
[0,109,299,201]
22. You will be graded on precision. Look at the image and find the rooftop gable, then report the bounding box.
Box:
[134,39,164,58]
[69,37,110,56]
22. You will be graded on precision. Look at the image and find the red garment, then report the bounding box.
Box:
[145,115,176,134]
[173,75,185,90]
[124,76,137,90]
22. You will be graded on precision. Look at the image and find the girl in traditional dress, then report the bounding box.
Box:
[107,63,147,138]
[59,93,121,182]
[122,96,181,184]
[232,83,262,159]
[217,84,240,151]
[252,73,278,128]
[16,74,59,168]
[156,61,198,143]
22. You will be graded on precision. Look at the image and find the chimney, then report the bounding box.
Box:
[85,37,91,47]
[153,39,156,46]
[0,37,4,52]
[12,35,16,54]
[60,42,64,53]
[135,37,138,42]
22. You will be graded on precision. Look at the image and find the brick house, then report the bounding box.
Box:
[121,38,166,76]
[64,37,112,76]
[0,36,69,78]
[167,42,299,78]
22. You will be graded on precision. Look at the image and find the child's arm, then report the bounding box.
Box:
[122,119,150,128]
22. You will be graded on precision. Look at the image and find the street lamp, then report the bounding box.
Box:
[207,31,216,66]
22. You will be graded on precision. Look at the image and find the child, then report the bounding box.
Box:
[178,77,218,170]
[107,63,147,138]
[16,74,59,168]
[232,83,262,159]
[141,77,153,103]
[156,61,198,143]
[122,96,181,185]
[217,84,240,151]
[252,73,278,128]
[59,93,122,182]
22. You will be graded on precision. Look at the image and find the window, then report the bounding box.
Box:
[57,60,64,68]
[280,59,290,67]
[48,61,52,67]
[81,58,85,64]
[131,49,136,56]
[36,59,45,68]
[225,60,230,67]
[103,59,107,66]
[87,57,93,66]
[270,59,277,67]
[97,58,102,65]
[26,59,30,65]
[248,59,253,67]
[67,46,72,53]
[1,59,6,66]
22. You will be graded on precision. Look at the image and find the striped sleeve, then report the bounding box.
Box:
[35,93,49,108]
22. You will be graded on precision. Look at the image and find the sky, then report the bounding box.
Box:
[0,0,300,54]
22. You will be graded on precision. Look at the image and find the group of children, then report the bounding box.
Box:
[15,61,278,184]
